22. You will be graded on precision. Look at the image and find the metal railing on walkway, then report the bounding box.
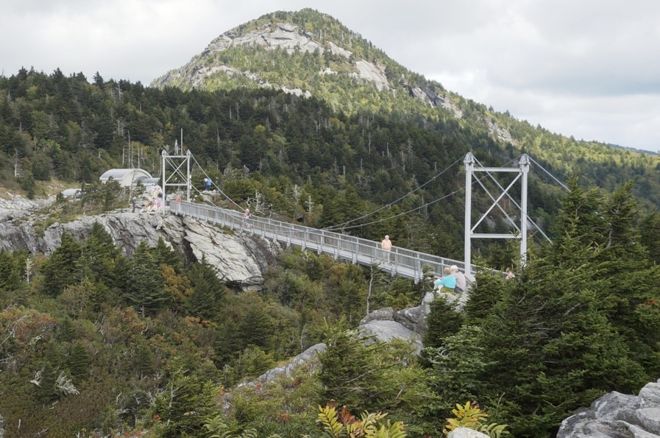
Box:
[170,201,473,282]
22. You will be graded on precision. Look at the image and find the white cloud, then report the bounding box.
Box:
[0,0,658,151]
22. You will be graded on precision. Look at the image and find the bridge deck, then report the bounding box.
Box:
[171,201,472,282]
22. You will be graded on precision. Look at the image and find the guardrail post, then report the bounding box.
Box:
[352,237,358,264]
[415,253,421,283]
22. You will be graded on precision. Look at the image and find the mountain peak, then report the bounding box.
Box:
[151,9,463,118]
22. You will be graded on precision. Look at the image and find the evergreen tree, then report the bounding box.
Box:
[77,222,119,285]
[319,330,377,412]
[67,342,90,381]
[41,233,82,296]
[423,296,463,349]
[237,304,272,349]
[152,367,216,437]
[186,260,224,319]
[122,242,170,314]
[0,251,21,291]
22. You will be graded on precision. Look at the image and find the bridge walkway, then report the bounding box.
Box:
[171,201,473,282]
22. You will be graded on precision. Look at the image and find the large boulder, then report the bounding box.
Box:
[358,320,423,354]
[558,379,660,437]
[393,305,427,333]
[359,307,394,325]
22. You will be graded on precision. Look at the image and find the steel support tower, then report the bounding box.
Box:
[161,149,192,207]
[464,152,530,276]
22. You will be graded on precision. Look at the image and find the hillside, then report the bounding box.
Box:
[152,8,659,178]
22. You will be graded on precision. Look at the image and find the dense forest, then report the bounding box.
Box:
[1,69,658,268]
[0,180,658,437]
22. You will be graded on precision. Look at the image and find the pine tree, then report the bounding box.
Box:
[424,296,463,349]
[186,260,224,319]
[122,242,170,314]
[0,251,21,290]
[319,331,377,412]
[152,367,216,437]
[67,342,90,381]
[41,233,82,296]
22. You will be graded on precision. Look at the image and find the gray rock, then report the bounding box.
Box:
[558,379,660,438]
[592,392,641,423]
[447,427,489,438]
[636,408,660,434]
[615,421,660,438]
[242,343,327,387]
[358,320,422,354]
[0,413,3,438]
[359,307,394,325]
[393,305,426,334]
[640,381,660,406]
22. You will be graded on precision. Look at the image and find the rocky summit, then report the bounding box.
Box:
[152,8,464,119]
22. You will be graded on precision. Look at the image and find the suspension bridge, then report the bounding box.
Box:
[161,149,567,282]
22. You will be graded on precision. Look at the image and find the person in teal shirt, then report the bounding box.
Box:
[434,267,456,291]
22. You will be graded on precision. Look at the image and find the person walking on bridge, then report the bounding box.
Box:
[381,235,392,264]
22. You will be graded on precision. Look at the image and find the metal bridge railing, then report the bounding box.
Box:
[170,201,473,282]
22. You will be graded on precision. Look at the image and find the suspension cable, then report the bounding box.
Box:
[335,189,462,232]
[190,153,244,210]
[474,156,552,243]
[324,157,463,231]
[529,156,569,191]
[333,158,516,233]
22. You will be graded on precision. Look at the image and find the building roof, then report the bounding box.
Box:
[99,168,152,181]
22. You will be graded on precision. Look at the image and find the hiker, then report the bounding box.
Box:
[505,268,515,280]
[381,235,392,263]
[242,208,252,230]
[204,177,212,191]
[450,265,467,292]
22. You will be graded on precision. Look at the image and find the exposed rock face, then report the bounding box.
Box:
[206,23,323,56]
[0,209,279,288]
[354,60,389,91]
[557,379,660,437]
[0,193,54,221]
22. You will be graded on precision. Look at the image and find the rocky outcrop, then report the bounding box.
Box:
[0,193,54,221]
[354,60,389,91]
[358,320,423,353]
[0,209,279,288]
[358,305,429,354]
[243,343,327,388]
[557,379,660,437]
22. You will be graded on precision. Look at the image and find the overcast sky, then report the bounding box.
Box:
[1,0,658,152]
